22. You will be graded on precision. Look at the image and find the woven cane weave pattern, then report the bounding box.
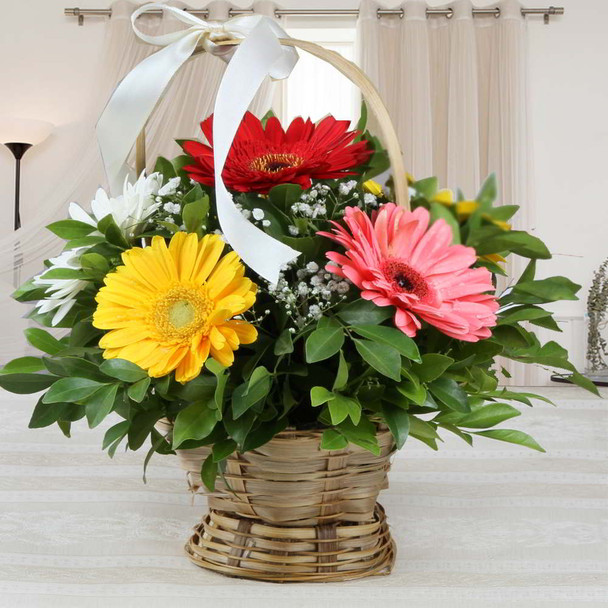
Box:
[185,504,396,582]
[172,427,395,526]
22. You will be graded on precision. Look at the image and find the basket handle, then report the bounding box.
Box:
[136,37,409,210]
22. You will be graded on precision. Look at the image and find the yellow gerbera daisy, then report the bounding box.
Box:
[92,232,258,383]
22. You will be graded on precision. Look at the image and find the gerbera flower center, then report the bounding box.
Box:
[151,285,213,342]
[249,153,303,174]
[382,259,429,299]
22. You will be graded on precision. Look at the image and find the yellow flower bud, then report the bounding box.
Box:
[363,180,383,197]
[433,189,455,206]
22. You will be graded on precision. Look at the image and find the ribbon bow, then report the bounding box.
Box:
[96,2,301,283]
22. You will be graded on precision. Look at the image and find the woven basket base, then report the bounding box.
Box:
[185,503,395,583]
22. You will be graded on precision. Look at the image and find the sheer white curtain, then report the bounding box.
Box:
[0,0,276,361]
[357,0,533,383]
[356,0,533,227]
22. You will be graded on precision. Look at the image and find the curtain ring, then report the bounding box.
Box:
[445,7,454,19]
[494,7,501,18]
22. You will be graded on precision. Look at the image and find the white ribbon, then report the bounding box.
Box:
[96,2,301,283]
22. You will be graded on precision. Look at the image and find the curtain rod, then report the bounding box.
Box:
[65,6,564,26]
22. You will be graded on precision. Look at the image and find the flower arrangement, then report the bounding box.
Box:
[1,110,595,488]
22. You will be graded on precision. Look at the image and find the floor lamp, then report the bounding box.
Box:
[0,117,53,230]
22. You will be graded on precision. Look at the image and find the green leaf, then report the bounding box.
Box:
[42,378,109,404]
[157,220,180,233]
[39,268,87,280]
[224,408,256,449]
[24,328,65,355]
[102,420,130,450]
[1,356,45,374]
[201,453,218,491]
[395,378,427,406]
[512,277,581,303]
[412,177,438,199]
[355,100,368,136]
[99,215,130,249]
[213,373,228,415]
[64,235,107,249]
[429,377,470,413]
[473,230,551,259]
[84,383,120,428]
[43,356,107,382]
[0,373,58,394]
[569,371,601,396]
[409,416,440,449]
[172,154,193,175]
[453,403,521,429]
[28,398,82,429]
[333,350,349,391]
[182,196,210,235]
[241,418,288,453]
[99,359,148,383]
[321,429,348,450]
[413,354,454,383]
[353,339,401,381]
[47,219,95,240]
[170,373,215,402]
[430,202,461,244]
[267,183,303,212]
[492,325,535,349]
[497,305,553,325]
[68,320,101,348]
[305,327,344,363]
[310,386,334,407]
[232,366,271,419]
[12,278,48,302]
[530,315,562,332]
[128,410,162,451]
[475,174,497,206]
[517,259,537,284]
[80,252,110,273]
[173,401,217,448]
[274,329,294,355]
[127,377,151,403]
[279,235,330,258]
[381,403,410,449]
[439,423,474,446]
[338,299,393,326]
[351,325,421,361]
[212,439,237,462]
[473,429,545,452]
[204,359,228,415]
[329,395,361,425]
[337,416,381,455]
[153,156,177,179]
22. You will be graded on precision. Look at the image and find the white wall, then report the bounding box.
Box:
[527,0,608,374]
[0,0,606,375]
[0,0,107,235]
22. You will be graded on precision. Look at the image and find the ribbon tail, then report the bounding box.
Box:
[212,20,300,284]
[97,31,201,195]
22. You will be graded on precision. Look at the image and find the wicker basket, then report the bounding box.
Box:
[142,30,406,582]
[157,420,396,581]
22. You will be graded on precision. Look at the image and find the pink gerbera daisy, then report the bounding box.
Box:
[320,203,498,341]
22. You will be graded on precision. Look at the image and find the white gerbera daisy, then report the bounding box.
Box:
[33,247,88,326]
[68,172,163,237]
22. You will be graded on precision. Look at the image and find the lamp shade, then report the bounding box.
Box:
[0,117,53,146]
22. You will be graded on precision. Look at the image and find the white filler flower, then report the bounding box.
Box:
[33,247,89,326]
[68,172,163,237]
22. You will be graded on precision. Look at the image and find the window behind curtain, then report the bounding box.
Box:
[276,26,359,127]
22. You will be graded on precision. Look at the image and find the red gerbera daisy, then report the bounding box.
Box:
[182,112,372,194]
